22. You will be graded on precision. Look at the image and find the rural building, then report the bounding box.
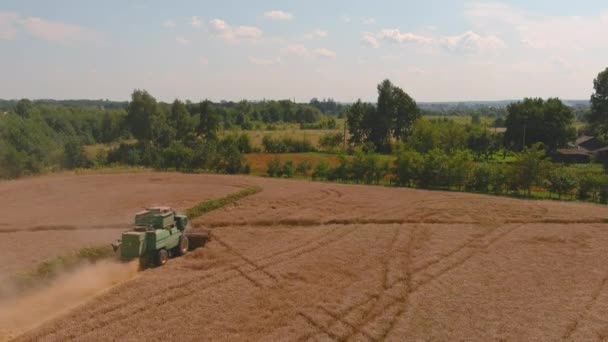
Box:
[574,135,605,151]
[551,149,592,164]
[553,135,607,164]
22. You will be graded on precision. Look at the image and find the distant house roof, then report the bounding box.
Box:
[572,135,606,152]
[576,135,595,145]
[555,149,592,156]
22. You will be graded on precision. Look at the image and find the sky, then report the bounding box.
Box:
[1,0,608,102]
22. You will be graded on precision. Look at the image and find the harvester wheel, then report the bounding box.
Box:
[156,249,169,267]
[175,236,189,256]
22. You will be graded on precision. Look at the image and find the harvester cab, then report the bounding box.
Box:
[112,207,208,268]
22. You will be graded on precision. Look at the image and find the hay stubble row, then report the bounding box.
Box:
[4,172,608,340]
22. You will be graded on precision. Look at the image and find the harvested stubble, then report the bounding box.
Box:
[3,172,608,341]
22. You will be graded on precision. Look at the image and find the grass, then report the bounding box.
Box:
[186,185,262,219]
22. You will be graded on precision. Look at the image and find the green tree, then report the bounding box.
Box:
[447,150,474,190]
[589,67,608,138]
[14,99,37,118]
[419,149,449,189]
[466,163,491,193]
[511,143,549,196]
[408,118,439,153]
[547,166,577,199]
[161,141,193,170]
[126,90,160,142]
[347,80,419,152]
[170,99,194,138]
[467,128,500,161]
[63,138,90,169]
[346,100,373,146]
[504,98,574,151]
[393,149,423,187]
[197,100,220,141]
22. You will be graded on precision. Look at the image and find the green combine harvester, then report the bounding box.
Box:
[112,207,207,267]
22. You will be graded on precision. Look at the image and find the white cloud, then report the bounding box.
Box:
[465,2,608,51]
[162,19,176,29]
[303,29,328,39]
[282,44,336,59]
[361,32,379,48]
[249,56,281,65]
[363,28,505,53]
[361,17,376,25]
[377,29,434,44]
[284,44,309,56]
[312,48,336,59]
[0,12,18,40]
[191,16,202,28]
[208,19,262,42]
[439,31,505,52]
[21,16,97,45]
[264,10,293,21]
[199,57,209,65]
[175,36,191,45]
[234,26,263,40]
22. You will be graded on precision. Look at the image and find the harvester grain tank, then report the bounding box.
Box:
[112,207,207,267]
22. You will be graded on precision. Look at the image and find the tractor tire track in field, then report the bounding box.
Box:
[379,223,521,341]
[298,223,519,341]
[563,274,608,339]
[42,226,359,339]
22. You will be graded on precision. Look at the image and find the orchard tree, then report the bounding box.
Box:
[589,67,608,137]
[511,143,550,196]
[504,98,574,151]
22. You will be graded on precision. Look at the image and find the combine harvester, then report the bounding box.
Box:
[112,207,208,268]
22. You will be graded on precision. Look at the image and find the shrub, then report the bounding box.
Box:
[296,160,313,175]
[312,161,330,180]
[419,148,449,189]
[262,135,315,153]
[64,138,91,169]
[281,159,295,178]
[547,167,577,199]
[393,149,423,187]
[318,132,343,152]
[266,156,282,177]
[466,163,491,193]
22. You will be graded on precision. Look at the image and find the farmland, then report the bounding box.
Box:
[3,172,608,340]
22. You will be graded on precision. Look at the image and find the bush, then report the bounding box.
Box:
[266,157,295,178]
[466,163,491,193]
[318,132,343,152]
[547,167,577,199]
[262,135,316,153]
[312,160,330,180]
[63,138,91,169]
[419,149,449,189]
[393,149,424,187]
[266,156,281,177]
[296,160,313,175]
[447,150,474,190]
[281,160,295,178]
[161,141,193,171]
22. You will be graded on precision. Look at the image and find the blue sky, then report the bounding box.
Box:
[1,0,608,102]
